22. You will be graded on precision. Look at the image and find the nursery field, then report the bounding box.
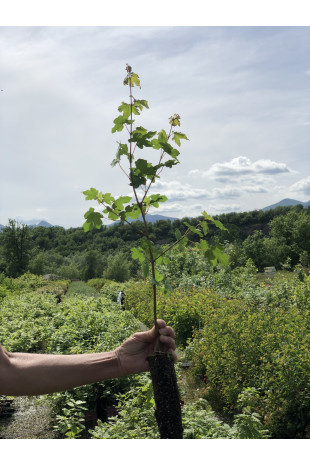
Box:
[1,265,310,439]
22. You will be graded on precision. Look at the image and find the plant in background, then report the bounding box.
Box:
[232,388,270,439]
[52,395,87,439]
[83,64,227,438]
[1,219,32,278]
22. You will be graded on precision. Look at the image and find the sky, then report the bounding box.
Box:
[1,23,310,228]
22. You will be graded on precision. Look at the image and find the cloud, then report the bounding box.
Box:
[190,156,293,181]
[208,203,242,214]
[148,180,207,201]
[211,185,268,198]
[289,177,310,197]
[1,27,309,227]
[148,178,269,206]
[156,201,242,217]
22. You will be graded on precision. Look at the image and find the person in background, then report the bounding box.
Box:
[117,291,125,309]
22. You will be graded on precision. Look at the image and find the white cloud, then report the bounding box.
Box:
[1,27,309,227]
[208,203,242,214]
[211,185,268,198]
[289,177,310,197]
[148,177,269,208]
[190,156,293,180]
[149,180,207,201]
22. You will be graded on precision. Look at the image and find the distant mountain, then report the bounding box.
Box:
[262,198,310,211]
[112,213,177,225]
[0,219,53,230]
[28,220,53,228]
[21,218,53,228]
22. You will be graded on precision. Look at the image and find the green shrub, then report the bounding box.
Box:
[0,293,58,352]
[64,281,100,298]
[0,285,143,438]
[189,297,310,438]
[0,285,8,301]
[36,279,70,299]
[89,373,269,439]
[87,278,106,292]
[124,280,154,326]
[125,280,228,347]
[103,253,130,283]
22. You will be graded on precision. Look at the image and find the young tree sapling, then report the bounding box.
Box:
[83,64,227,438]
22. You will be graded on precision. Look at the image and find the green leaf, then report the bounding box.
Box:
[125,205,141,220]
[112,115,127,133]
[83,188,98,201]
[151,138,162,150]
[111,143,130,167]
[158,129,168,144]
[129,171,146,189]
[113,195,131,211]
[164,280,173,293]
[204,248,217,266]
[164,159,178,168]
[201,210,227,231]
[172,131,189,147]
[110,158,120,168]
[100,193,114,205]
[175,229,182,240]
[151,194,166,202]
[203,245,228,266]
[184,222,203,237]
[118,102,131,118]
[151,194,168,204]
[163,256,171,265]
[178,236,188,251]
[170,148,180,159]
[212,246,229,265]
[112,116,134,133]
[212,219,227,231]
[107,211,119,221]
[202,221,209,235]
[83,220,92,232]
[129,127,157,149]
[202,211,213,221]
[135,158,148,172]
[131,247,145,263]
[134,159,159,181]
[83,208,103,231]
[129,73,141,88]
[197,239,209,251]
[134,99,149,109]
[117,195,132,204]
[142,262,149,278]
[155,270,164,282]
[158,141,179,158]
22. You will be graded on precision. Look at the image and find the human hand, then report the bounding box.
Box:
[114,319,177,377]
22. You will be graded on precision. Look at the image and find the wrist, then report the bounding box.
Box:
[100,350,123,380]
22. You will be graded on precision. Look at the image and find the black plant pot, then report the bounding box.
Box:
[147,351,183,439]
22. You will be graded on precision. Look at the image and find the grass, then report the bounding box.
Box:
[65,281,101,298]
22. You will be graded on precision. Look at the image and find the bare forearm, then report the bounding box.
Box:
[0,320,176,396]
[0,350,122,396]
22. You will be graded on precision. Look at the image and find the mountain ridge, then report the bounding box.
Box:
[262,198,310,211]
[1,199,309,231]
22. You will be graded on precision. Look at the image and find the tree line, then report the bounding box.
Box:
[0,205,309,279]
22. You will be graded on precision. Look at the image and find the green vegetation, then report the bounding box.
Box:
[124,263,310,438]
[1,204,309,281]
[1,265,310,438]
[1,64,310,439]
